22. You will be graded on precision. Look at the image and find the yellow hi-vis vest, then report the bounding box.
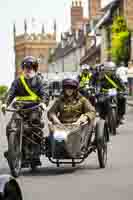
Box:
[16,75,40,101]
[80,73,92,88]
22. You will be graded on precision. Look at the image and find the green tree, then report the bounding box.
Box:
[0,85,8,101]
[111,16,130,65]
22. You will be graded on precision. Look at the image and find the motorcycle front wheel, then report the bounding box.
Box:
[96,119,108,168]
[8,132,22,178]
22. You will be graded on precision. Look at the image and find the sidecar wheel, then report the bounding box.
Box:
[96,120,107,168]
[8,133,22,178]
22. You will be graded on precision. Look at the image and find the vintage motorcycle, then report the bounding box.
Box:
[79,81,97,107]
[4,101,108,178]
[96,88,118,136]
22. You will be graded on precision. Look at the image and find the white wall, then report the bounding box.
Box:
[101,0,116,9]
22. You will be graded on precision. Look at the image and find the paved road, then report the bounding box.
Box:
[0,106,133,200]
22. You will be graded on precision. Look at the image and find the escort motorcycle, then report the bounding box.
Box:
[96,88,118,136]
[79,81,97,106]
[4,101,108,178]
[0,175,23,200]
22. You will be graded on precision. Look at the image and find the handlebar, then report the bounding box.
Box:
[117,91,128,96]
[6,103,42,113]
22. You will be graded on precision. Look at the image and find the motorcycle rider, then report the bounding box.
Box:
[95,62,126,123]
[78,64,92,96]
[79,64,92,87]
[48,77,95,124]
[1,56,49,166]
[47,78,96,155]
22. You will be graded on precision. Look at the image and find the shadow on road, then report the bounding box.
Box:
[0,167,10,175]
[20,164,99,177]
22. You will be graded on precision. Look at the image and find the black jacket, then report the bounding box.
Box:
[100,73,126,91]
[6,73,49,106]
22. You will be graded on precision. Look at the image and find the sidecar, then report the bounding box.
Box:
[46,119,108,168]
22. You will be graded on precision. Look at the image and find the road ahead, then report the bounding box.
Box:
[0,106,133,200]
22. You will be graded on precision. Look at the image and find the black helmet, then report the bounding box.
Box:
[21,56,39,72]
[96,64,104,72]
[63,78,79,89]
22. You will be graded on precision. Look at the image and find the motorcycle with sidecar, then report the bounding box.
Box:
[4,101,108,178]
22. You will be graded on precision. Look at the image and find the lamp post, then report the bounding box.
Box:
[61,41,65,72]
[73,40,77,72]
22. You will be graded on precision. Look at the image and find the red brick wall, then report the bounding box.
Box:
[123,0,133,30]
[71,1,83,30]
[89,0,101,19]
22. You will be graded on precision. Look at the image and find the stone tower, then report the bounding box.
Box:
[71,1,84,30]
[89,0,101,20]
[13,20,57,77]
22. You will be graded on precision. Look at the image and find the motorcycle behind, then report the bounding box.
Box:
[4,101,108,178]
[96,88,118,136]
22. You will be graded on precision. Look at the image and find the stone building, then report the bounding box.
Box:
[13,20,57,77]
[49,30,86,73]
[80,0,102,65]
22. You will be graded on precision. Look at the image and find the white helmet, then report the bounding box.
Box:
[81,64,90,71]
[104,61,116,71]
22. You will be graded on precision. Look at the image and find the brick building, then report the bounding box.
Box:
[123,0,133,31]
[89,0,101,20]
[13,20,57,77]
[71,1,89,31]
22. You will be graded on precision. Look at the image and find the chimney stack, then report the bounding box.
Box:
[71,0,83,31]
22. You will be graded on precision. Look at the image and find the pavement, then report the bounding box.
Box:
[127,96,133,106]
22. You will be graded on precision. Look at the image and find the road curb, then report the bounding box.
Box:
[127,101,133,106]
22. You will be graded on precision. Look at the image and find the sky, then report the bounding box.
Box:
[0,0,112,87]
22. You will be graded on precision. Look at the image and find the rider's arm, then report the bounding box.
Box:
[5,80,18,106]
[37,77,49,106]
[82,97,96,122]
[114,75,126,91]
[47,99,61,124]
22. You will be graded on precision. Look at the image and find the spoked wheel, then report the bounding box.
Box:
[8,132,22,178]
[109,108,117,136]
[97,134,107,168]
[96,119,108,168]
